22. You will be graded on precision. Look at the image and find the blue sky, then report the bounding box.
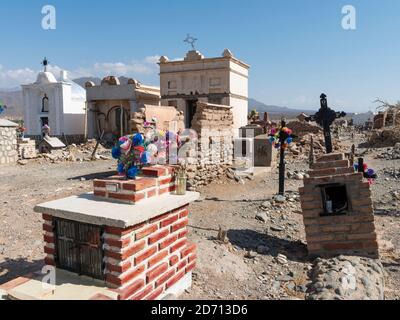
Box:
[1,0,400,112]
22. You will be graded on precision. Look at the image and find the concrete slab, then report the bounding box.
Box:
[34,192,200,228]
[4,269,118,300]
[2,269,192,301]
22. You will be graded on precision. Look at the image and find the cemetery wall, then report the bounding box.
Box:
[0,125,18,164]
[185,102,234,189]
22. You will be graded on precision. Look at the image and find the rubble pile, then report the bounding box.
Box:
[376,143,400,160]
[307,256,385,300]
[288,133,346,159]
[21,139,112,164]
[367,128,400,147]
[287,121,322,138]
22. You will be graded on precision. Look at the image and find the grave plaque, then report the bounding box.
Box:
[254,134,276,167]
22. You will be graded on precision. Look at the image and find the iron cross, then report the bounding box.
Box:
[305,94,346,154]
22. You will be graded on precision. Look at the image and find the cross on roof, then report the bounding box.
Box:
[41,57,49,71]
[184,34,198,50]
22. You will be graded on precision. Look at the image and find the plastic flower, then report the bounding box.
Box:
[120,139,132,154]
[112,146,121,159]
[127,166,139,179]
[146,143,158,156]
[117,163,125,174]
[140,151,150,164]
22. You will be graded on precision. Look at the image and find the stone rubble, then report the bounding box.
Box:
[307,256,385,300]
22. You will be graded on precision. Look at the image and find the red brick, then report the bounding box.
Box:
[178,230,188,239]
[323,242,363,251]
[155,269,175,288]
[186,261,196,274]
[181,243,196,259]
[188,254,197,263]
[136,224,158,240]
[148,250,169,268]
[142,167,168,177]
[131,284,154,300]
[43,235,54,244]
[106,265,145,287]
[117,279,145,300]
[159,234,178,250]
[150,212,170,224]
[179,209,189,219]
[44,246,55,255]
[106,261,131,274]
[146,263,168,283]
[159,188,169,195]
[135,246,157,266]
[159,177,173,185]
[170,239,187,253]
[160,214,179,228]
[44,257,55,266]
[145,286,164,300]
[109,192,144,202]
[104,237,131,249]
[171,218,189,233]
[177,259,187,271]
[169,255,179,266]
[148,229,169,245]
[122,178,157,192]
[106,223,144,236]
[311,159,349,170]
[93,180,107,188]
[147,189,157,198]
[316,153,344,163]
[105,240,146,260]
[42,214,53,222]
[94,190,106,197]
[166,270,185,289]
[43,223,53,233]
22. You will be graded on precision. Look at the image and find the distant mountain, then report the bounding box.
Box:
[248,98,316,118]
[0,88,23,120]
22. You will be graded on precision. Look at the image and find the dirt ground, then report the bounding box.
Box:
[0,133,399,300]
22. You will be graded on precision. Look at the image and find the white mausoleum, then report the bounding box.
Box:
[159,49,250,131]
[21,70,86,138]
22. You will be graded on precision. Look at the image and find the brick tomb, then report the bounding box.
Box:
[31,165,199,300]
[299,153,379,258]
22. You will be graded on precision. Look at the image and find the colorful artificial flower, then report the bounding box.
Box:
[112,146,121,159]
[268,124,296,150]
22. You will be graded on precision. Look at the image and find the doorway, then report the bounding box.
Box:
[186,99,198,128]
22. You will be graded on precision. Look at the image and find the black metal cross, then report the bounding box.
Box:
[305,94,346,154]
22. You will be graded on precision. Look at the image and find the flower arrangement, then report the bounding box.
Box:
[111,133,150,179]
[354,162,377,184]
[268,125,295,150]
[111,130,183,179]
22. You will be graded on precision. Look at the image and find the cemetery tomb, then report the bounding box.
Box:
[299,153,379,258]
[1,165,199,300]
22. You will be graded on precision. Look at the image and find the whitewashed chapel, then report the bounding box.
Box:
[21,64,86,140]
